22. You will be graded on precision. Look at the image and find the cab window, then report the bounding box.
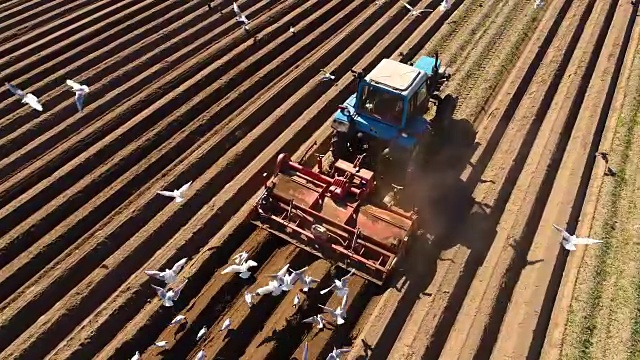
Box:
[358,84,404,127]
[408,82,428,118]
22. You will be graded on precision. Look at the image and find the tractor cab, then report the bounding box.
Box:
[329,55,451,177]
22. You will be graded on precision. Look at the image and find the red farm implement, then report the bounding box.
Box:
[251,153,419,285]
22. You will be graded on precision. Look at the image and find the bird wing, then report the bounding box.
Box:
[337,348,351,354]
[6,82,24,97]
[151,284,166,298]
[222,264,243,274]
[401,1,413,10]
[318,305,335,314]
[302,342,309,360]
[341,269,355,282]
[177,181,192,195]
[145,270,166,280]
[320,284,335,294]
[171,257,188,274]
[172,280,188,300]
[66,79,82,91]
[302,316,319,324]
[24,94,43,111]
[551,224,570,239]
[275,264,289,277]
[244,260,258,268]
[157,190,176,197]
[573,237,603,245]
[418,8,433,12]
[233,2,242,16]
[256,283,277,295]
[75,91,86,112]
[340,292,349,309]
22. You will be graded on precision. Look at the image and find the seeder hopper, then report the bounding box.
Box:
[252,153,418,285]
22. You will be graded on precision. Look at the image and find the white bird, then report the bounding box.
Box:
[233,2,250,28]
[154,340,168,348]
[266,264,291,286]
[255,280,284,296]
[534,0,544,8]
[221,259,258,279]
[293,293,301,308]
[221,318,231,331]
[289,25,296,34]
[152,280,187,307]
[131,351,140,360]
[302,314,326,329]
[244,291,254,307]
[157,181,192,203]
[303,342,309,360]
[232,251,249,265]
[552,224,603,251]
[319,69,336,81]
[6,82,43,111]
[326,347,351,360]
[319,293,348,325]
[401,1,433,16]
[145,257,188,285]
[196,326,207,341]
[170,315,186,325]
[439,0,451,10]
[65,79,89,112]
[301,275,320,292]
[195,350,206,360]
[375,0,386,5]
[320,269,354,297]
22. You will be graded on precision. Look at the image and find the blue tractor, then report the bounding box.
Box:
[323,54,455,209]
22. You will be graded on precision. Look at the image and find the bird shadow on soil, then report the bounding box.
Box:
[357,105,480,359]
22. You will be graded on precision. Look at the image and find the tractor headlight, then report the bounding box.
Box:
[331,119,350,133]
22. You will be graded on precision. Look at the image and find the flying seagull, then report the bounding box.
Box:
[319,293,348,325]
[534,0,544,8]
[221,258,258,278]
[65,79,89,113]
[326,346,351,359]
[170,315,186,325]
[152,280,188,307]
[303,341,309,360]
[233,2,250,30]
[6,82,43,111]
[255,279,284,296]
[221,318,231,331]
[145,257,188,285]
[320,269,355,297]
[401,1,433,16]
[158,181,192,203]
[244,291,254,307]
[288,266,309,284]
[302,314,326,329]
[195,350,206,360]
[319,69,336,81]
[552,224,604,251]
[290,25,296,34]
[154,341,168,348]
[440,0,451,10]
[301,275,320,292]
[196,326,207,341]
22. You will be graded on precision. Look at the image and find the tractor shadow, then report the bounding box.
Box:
[360,101,480,359]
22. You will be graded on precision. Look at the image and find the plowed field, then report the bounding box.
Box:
[0,0,637,359]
